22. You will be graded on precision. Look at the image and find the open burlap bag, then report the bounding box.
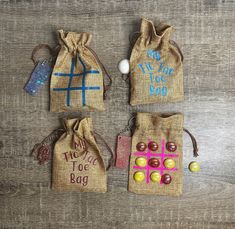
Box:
[52,118,108,193]
[130,18,184,106]
[50,30,106,112]
[128,112,184,196]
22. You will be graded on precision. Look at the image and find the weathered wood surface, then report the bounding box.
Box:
[0,0,235,228]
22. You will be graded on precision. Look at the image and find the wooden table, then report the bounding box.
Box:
[0,0,234,228]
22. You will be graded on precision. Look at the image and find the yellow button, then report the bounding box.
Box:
[135,157,147,167]
[150,172,161,183]
[189,161,200,172]
[134,171,145,182]
[164,158,176,169]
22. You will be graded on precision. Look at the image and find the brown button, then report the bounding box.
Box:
[166,142,177,152]
[148,141,158,151]
[136,142,147,151]
[148,158,160,168]
[161,173,172,184]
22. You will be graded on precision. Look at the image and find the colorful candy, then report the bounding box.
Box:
[135,157,147,167]
[164,158,176,169]
[189,161,200,172]
[134,171,145,182]
[150,172,161,183]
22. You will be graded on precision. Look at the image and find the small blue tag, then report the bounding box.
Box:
[24,60,52,96]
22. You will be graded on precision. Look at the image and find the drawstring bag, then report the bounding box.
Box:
[130,18,184,106]
[50,30,112,112]
[31,117,113,193]
[52,118,113,192]
[128,112,198,196]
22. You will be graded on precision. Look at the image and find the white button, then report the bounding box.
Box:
[118,59,130,74]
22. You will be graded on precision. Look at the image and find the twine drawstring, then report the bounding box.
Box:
[86,46,112,99]
[92,131,114,171]
[31,44,60,65]
[183,128,199,157]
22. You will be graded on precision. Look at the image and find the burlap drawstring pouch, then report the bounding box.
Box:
[32,117,113,193]
[50,30,112,112]
[128,112,198,196]
[129,18,184,106]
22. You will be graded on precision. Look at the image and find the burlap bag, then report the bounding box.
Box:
[128,112,184,196]
[52,118,109,193]
[50,30,106,112]
[130,18,184,106]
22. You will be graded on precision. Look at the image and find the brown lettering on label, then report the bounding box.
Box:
[63,152,68,162]
[88,156,93,163]
[74,139,86,150]
[93,158,98,165]
[71,161,89,171]
[70,173,88,186]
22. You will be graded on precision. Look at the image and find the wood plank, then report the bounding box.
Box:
[0,0,234,228]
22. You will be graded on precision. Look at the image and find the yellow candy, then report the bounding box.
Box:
[150,172,161,183]
[189,161,200,172]
[164,158,176,169]
[135,157,147,167]
[134,171,145,182]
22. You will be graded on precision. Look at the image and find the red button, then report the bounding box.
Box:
[148,158,160,168]
[161,173,172,184]
[166,142,177,152]
[136,142,147,151]
[148,141,158,151]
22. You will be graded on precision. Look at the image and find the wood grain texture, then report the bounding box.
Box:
[0,0,235,228]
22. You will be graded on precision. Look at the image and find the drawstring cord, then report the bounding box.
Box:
[170,40,184,62]
[31,44,60,65]
[92,131,114,171]
[119,116,136,136]
[86,46,112,99]
[31,128,64,164]
[183,128,199,157]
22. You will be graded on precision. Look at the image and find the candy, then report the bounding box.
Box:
[136,142,147,151]
[189,161,200,172]
[166,142,177,152]
[118,59,130,74]
[135,157,147,167]
[148,158,160,168]
[134,171,145,182]
[148,141,158,151]
[150,172,161,183]
[161,173,172,184]
[164,158,176,169]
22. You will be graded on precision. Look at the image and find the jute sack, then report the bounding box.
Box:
[50,30,111,112]
[130,18,184,106]
[128,112,184,196]
[52,118,112,193]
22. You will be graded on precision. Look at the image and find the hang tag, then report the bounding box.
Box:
[31,129,64,164]
[24,59,52,96]
[115,135,131,169]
